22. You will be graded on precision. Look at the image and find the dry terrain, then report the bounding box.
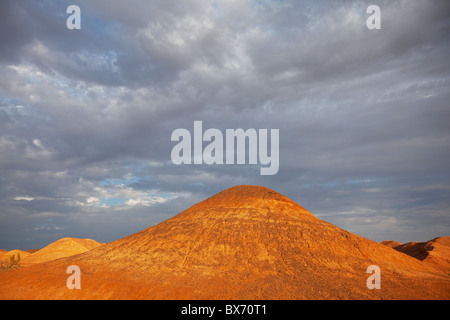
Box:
[0,185,448,299]
[383,237,450,274]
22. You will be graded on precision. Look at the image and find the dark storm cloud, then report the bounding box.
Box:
[1,0,449,249]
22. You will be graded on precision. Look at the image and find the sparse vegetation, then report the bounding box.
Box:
[0,253,21,272]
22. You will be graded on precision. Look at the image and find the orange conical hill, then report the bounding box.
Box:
[22,237,104,265]
[69,185,318,280]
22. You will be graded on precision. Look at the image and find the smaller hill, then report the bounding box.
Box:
[381,240,402,248]
[0,249,31,260]
[22,237,104,265]
[0,249,31,261]
[0,250,30,270]
[385,237,450,274]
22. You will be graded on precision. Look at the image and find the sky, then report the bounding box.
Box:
[1,0,449,250]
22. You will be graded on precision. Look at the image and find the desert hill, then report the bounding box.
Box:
[0,185,448,299]
[387,237,450,274]
[380,240,402,248]
[0,250,30,270]
[21,237,104,266]
[0,249,31,261]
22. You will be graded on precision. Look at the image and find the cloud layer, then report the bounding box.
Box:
[1,0,450,249]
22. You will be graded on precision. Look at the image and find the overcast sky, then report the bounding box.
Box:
[1,0,449,250]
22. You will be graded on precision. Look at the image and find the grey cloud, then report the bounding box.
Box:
[1,0,449,250]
